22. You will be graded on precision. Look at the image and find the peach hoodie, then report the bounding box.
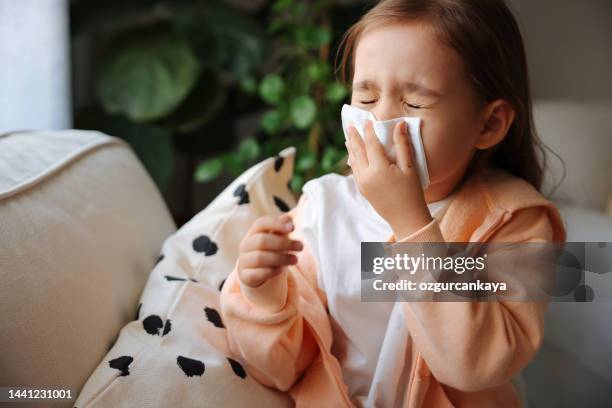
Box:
[220,165,566,407]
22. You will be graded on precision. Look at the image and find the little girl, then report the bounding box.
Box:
[220,0,566,407]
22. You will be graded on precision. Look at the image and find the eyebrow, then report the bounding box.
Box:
[352,79,442,97]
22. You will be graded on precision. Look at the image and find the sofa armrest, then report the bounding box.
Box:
[0,130,176,406]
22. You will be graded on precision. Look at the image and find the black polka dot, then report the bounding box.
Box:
[165,275,186,282]
[233,183,249,205]
[227,357,247,379]
[164,275,198,283]
[274,155,284,172]
[226,357,246,379]
[554,250,583,296]
[134,302,142,321]
[163,319,172,336]
[143,315,164,335]
[574,284,595,302]
[109,355,133,376]
[177,356,205,377]
[218,279,226,292]
[273,195,290,212]
[155,254,164,265]
[193,235,218,256]
[204,306,225,328]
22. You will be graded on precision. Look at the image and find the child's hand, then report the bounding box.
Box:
[345,119,432,239]
[237,213,303,288]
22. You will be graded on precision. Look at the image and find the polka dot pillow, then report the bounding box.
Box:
[74,147,297,408]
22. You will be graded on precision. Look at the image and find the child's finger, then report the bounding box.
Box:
[241,250,297,269]
[239,266,285,288]
[247,214,294,236]
[363,119,390,168]
[344,140,353,167]
[394,121,415,172]
[242,232,303,252]
[345,139,364,184]
[347,124,369,167]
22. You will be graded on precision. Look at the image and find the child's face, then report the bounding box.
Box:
[351,21,486,200]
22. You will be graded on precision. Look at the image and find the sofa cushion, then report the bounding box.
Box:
[0,130,176,408]
[74,147,297,408]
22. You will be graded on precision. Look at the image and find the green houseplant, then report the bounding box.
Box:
[73,0,360,206]
[72,0,271,192]
[194,0,351,193]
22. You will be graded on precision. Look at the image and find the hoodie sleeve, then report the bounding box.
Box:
[219,193,320,391]
[395,206,559,392]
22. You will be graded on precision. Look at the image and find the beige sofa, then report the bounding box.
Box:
[0,130,176,408]
[0,100,610,407]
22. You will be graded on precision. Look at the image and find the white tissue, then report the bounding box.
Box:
[341,104,430,188]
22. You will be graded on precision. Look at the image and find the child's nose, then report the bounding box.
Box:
[371,102,403,121]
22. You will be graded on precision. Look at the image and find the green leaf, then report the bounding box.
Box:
[321,146,339,171]
[260,109,284,134]
[222,153,243,176]
[315,26,332,46]
[290,96,317,129]
[325,82,348,103]
[96,22,200,122]
[295,26,331,50]
[195,158,224,183]
[267,19,285,33]
[333,129,347,145]
[272,0,294,13]
[240,75,258,94]
[172,3,269,79]
[296,151,317,171]
[237,136,261,162]
[259,74,285,105]
[306,60,331,82]
[293,2,307,17]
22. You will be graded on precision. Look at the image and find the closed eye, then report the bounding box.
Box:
[360,100,424,109]
[404,102,423,109]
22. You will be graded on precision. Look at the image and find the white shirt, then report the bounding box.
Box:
[300,173,452,408]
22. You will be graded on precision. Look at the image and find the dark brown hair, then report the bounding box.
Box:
[334,0,550,190]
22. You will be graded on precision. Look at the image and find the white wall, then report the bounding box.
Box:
[507,0,612,100]
[0,0,71,133]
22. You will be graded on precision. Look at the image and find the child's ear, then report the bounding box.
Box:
[475,99,515,149]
